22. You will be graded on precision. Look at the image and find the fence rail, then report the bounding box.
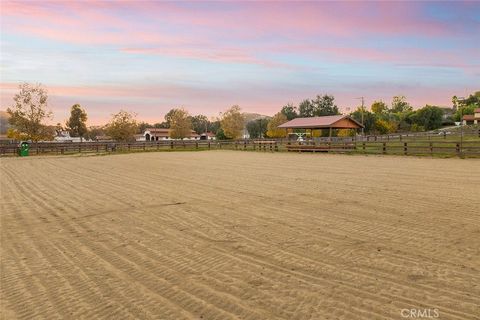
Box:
[2,138,480,157]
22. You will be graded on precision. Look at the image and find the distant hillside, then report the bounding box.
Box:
[0,110,11,134]
[243,112,271,123]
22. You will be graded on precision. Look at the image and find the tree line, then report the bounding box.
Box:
[4,83,480,142]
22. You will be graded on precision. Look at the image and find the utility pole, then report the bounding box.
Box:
[355,97,365,136]
[458,97,465,155]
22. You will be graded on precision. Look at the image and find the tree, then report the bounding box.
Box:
[168,108,192,139]
[371,101,388,114]
[164,109,177,128]
[413,105,443,130]
[298,95,339,117]
[280,103,298,120]
[215,128,228,140]
[6,83,53,141]
[137,122,153,133]
[246,118,269,138]
[312,94,339,116]
[298,99,315,117]
[190,114,209,134]
[66,104,88,141]
[209,120,221,134]
[266,112,288,138]
[220,105,245,139]
[374,119,397,134]
[85,126,106,141]
[350,108,376,134]
[391,95,412,113]
[105,110,138,142]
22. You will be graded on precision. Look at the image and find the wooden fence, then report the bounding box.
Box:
[2,138,480,157]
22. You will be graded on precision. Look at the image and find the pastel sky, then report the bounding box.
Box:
[1,1,479,125]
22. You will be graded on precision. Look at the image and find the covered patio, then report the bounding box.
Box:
[278,115,364,140]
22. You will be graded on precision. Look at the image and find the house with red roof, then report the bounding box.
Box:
[462,108,480,125]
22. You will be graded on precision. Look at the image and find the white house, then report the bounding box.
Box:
[462,108,480,125]
[54,130,87,142]
[143,128,201,141]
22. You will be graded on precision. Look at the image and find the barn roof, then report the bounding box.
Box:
[144,128,199,137]
[146,128,169,132]
[278,115,364,129]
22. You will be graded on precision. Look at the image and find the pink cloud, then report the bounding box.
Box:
[2,1,477,69]
[2,81,476,126]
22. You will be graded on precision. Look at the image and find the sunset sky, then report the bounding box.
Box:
[1,1,479,125]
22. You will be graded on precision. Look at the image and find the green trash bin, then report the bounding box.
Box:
[18,141,30,157]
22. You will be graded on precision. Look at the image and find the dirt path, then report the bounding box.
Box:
[1,151,479,319]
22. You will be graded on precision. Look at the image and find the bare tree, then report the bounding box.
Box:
[7,83,53,141]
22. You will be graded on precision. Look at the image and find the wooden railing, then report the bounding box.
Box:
[1,135,480,157]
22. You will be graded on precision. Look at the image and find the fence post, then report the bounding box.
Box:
[404,142,408,155]
[430,142,433,156]
[274,142,278,152]
[244,141,247,150]
[208,141,211,149]
[444,132,446,139]
[362,142,365,151]
[382,142,386,154]
[456,143,460,156]
[170,141,174,149]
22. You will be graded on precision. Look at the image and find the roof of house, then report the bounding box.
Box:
[146,128,169,133]
[278,115,364,129]
[145,128,199,137]
[462,114,475,121]
[474,108,480,113]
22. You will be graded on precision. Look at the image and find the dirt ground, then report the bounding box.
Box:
[1,151,479,320]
